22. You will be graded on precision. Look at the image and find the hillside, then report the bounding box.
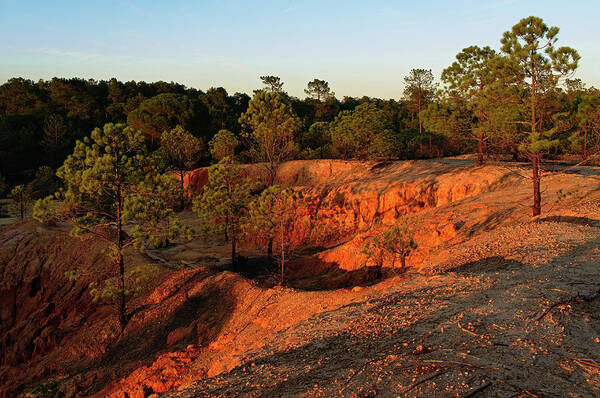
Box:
[2,158,600,397]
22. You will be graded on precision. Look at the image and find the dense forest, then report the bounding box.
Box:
[1,17,599,215]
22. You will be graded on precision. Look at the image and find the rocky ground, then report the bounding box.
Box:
[1,158,600,397]
[166,200,600,397]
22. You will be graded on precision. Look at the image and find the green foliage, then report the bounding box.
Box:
[125,180,193,250]
[571,93,600,157]
[52,123,146,227]
[501,16,580,156]
[245,185,309,284]
[368,130,402,160]
[30,379,61,397]
[89,264,159,303]
[160,125,203,172]
[209,129,240,161]
[10,184,33,220]
[0,78,46,115]
[239,91,300,183]
[28,166,60,198]
[46,123,190,246]
[431,46,504,163]
[330,103,391,159]
[193,159,254,235]
[305,79,334,102]
[362,217,418,269]
[260,76,285,93]
[421,97,472,141]
[160,125,204,208]
[193,158,255,266]
[32,195,58,224]
[300,122,331,159]
[42,113,70,165]
[127,93,199,141]
[33,122,191,327]
[403,69,436,133]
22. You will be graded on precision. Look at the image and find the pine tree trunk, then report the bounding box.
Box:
[401,253,406,270]
[230,209,236,269]
[477,136,484,166]
[583,126,589,159]
[179,170,185,210]
[530,58,541,217]
[231,232,236,270]
[115,155,127,331]
[19,193,24,220]
[531,153,541,217]
[418,93,422,135]
[279,220,285,285]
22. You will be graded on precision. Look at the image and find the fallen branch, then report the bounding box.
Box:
[339,357,382,395]
[399,369,447,394]
[457,320,485,338]
[535,288,600,323]
[420,359,499,370]
[463,381,492,397]
[574,358,600,375]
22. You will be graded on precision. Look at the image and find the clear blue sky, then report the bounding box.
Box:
[1,0,599,99]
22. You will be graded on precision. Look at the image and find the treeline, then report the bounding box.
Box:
[0,74,448,188]
[2,16,600,216]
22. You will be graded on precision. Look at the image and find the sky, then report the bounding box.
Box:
[1,0,599,99]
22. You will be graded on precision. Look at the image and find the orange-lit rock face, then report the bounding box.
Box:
[182,168,208,195]
[183,160,515,271]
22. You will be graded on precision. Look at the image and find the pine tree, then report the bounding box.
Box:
[304,79,334,102]
[192,158,254,268]
[403,69,435,134]
[159,125,204,209]
[245,185,309,285]
[209,129,240,161]
[42,114,68,166]
[500,16,580,216]
[10,184,33,220]
[239,92,300,185]
[33,123,192,329]
[259,76,284,93]
[438,46,501,165]
[362,217,418,270]
[574,93,600,158]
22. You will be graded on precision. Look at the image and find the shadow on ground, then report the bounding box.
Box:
[235,254,400,291]
[74,271,238,396]
[536,215,600,227]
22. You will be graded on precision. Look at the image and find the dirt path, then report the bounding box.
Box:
[166,200,600,397]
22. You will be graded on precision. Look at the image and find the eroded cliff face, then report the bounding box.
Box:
[0,223,119,396]
[185,159,522,271]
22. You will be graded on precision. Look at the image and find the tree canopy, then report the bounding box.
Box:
[239,91,300,184]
